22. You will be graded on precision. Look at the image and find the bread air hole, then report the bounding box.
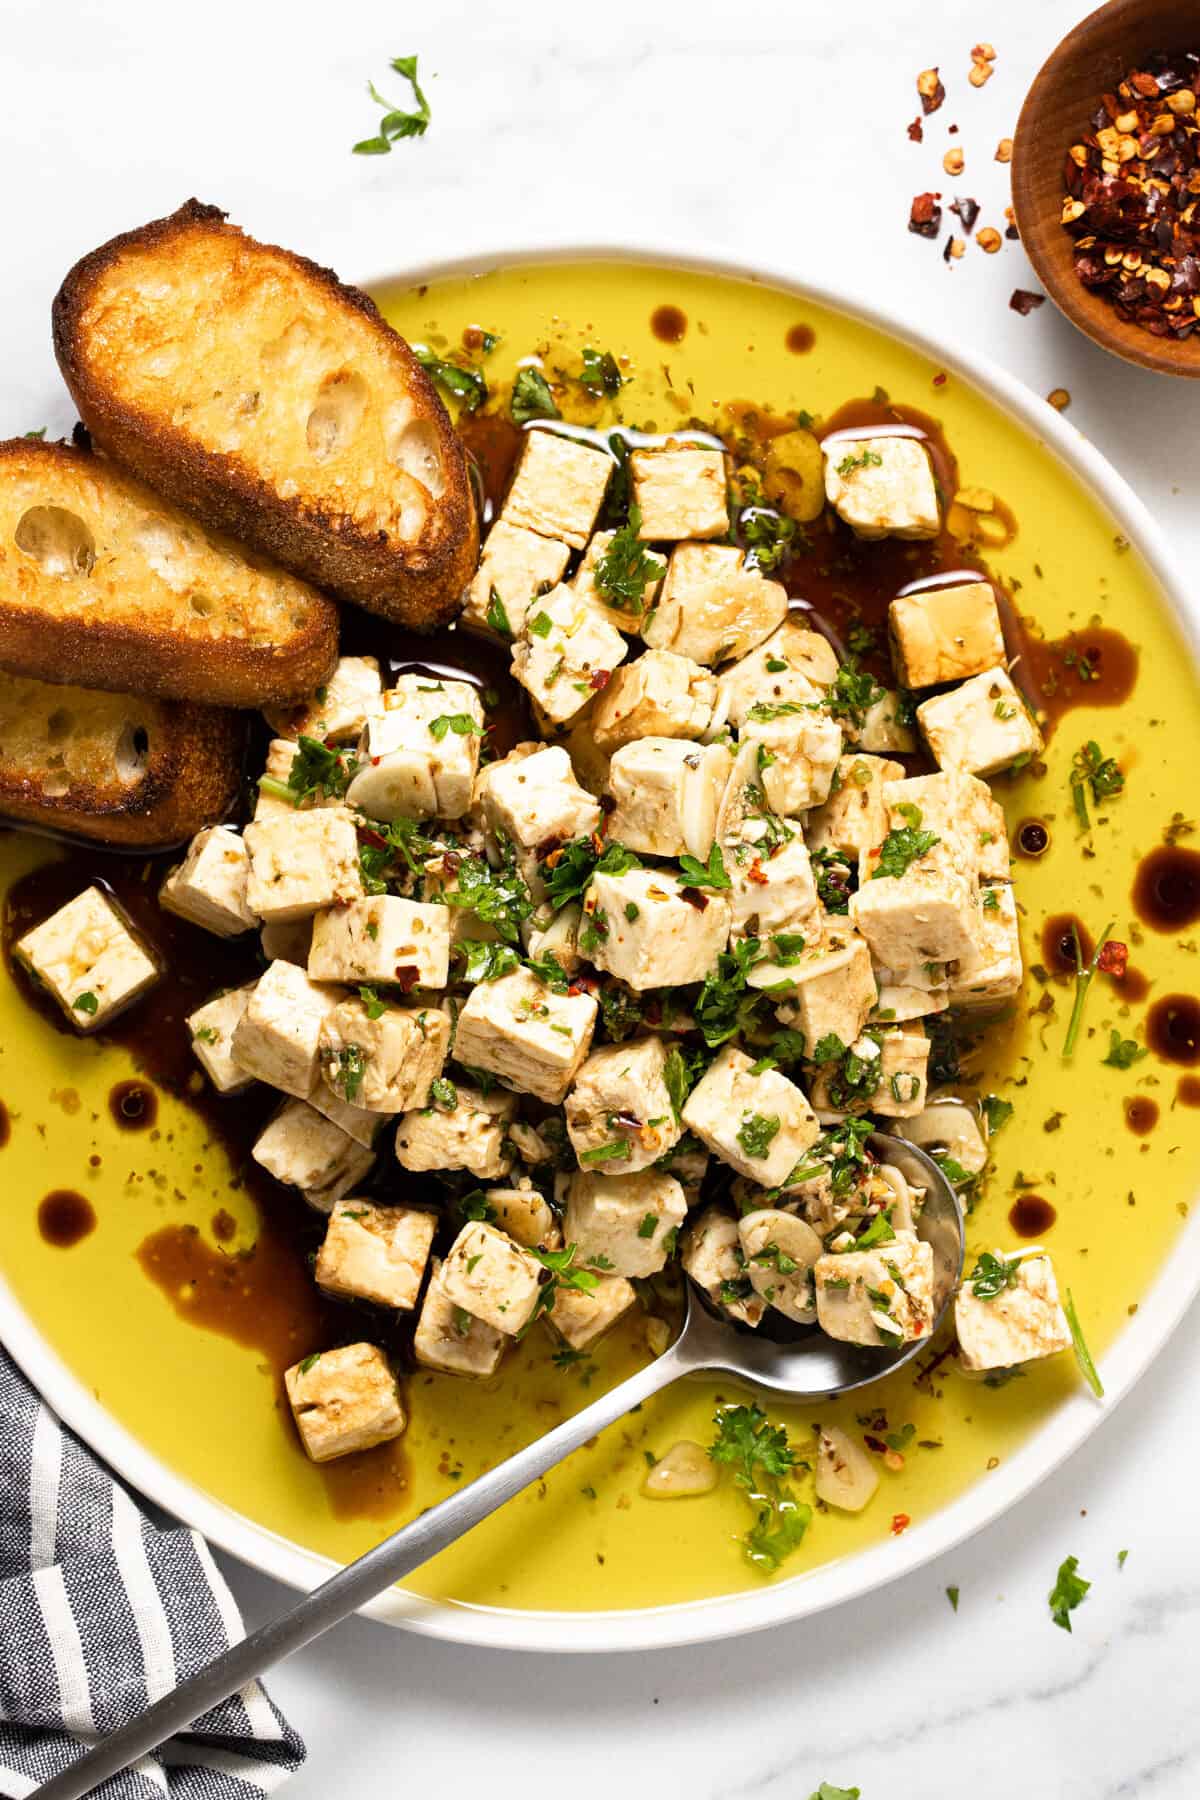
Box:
[189,592,217,618]
[14,506,96,578]
[307,370,369,463]
[115,722,151,785]
[387,416,446,499]
[45,708,73,742]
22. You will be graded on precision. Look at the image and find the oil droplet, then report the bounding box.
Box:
[39,1189,97,1247]
[650,304,687,345]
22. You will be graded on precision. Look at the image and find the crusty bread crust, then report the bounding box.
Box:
[53,200,479,632]
[0,438,338,707]
[0,670,244,848]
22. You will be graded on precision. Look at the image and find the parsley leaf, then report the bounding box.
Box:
[485,586,512,637]
[327,1043,366,1101]
[708,1405,811,1575]
[283,734,358,805]
[1064,1288,1104,1397]
[352,54,431,154]
[1101,1029,1147,1070]
[511,369,561,425]
[736,1112,781,1159]
[429,712,482,741]
[1048,1554,1091,1631]
[827,659,884,729]
[437,851,533,943]
[809,845,854,915]
[593,507,661,612]
[541,836,640,910]
[413,351,487,414]
[358,985,388,1020]
[969,1250,1023,1300]
[72,991,99,1016]
[871,825,940,880]
[694,937,766,1047]
[1062,918,1115,1059]
[663,1043,705,1118]
[457,939,521,983]
[982,1094,1013,1134]
[1070,741,1124,831]
[579,346,624,396]
[835,448,883,476]
[678,843,732,891]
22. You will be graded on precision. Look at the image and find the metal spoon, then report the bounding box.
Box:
[33,1134,962,1800]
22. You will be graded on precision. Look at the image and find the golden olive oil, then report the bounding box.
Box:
[2,259,1198,1617]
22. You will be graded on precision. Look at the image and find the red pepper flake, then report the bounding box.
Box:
[358,826,387,849]
[589,668,611,691]
[907,116,924,143]
[678,887,709,911]
[950,195,980,233]
[908,191,943,239]
[932,371,948,387]
[864,1434,888,1455]
[891,1512,912,1536]
[1097,938,1129,977]
[917,68,945,116]
[1010,288,1046,315]
[568,975,598,997]
[746,858,770,887]
[393,965,420,991]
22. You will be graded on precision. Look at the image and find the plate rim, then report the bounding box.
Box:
[3,238,1198,1654]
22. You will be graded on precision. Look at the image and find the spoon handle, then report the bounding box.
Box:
[32,1341,691,1800]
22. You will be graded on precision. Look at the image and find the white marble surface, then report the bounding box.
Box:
[5,1,1200,1794]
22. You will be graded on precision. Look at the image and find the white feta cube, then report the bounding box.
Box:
[158,826,257,938]
[872,963,949,1025]
[231,959,341,1098]
[476,743,602,855]
[14,886,159,1031]
[805,755,904,859]
[869,1026,930,1117]
[346,675,484,821]
[947,883,1022,1007]
[244,806,363,924]
[645,543,788,666]
[308,896,450,990]
[306,1081,388,1149]
[440,1221,543,1336]
[762,931,877,1051]
[315,1201,436,1310]
[880,772,984,881]
[590,649,716,752]
[565,1035,683,1174]
[727,829,820,943]
[572,529,666,632]
[252,1099,375,1211]
[682,1044,820,1187]
[680,1204,764,1326]
[462,520,571,639]
[738,1208,822,1323]
[815,1235,935,1346]
[850,847,981,971]
[285,1343,405,1462]
[511,584,628,728]
[739,705,843,814]
[187,983,256,1095]
[823,435,940,540]
[260,917,313,967]
[715,620,838,726]
[889,582,1005,689]
[263,655,385,745]
[917,668,1044,778]
[546,1272,639,1349]
[630,445,728,540]
[501,428,613,548]
[585,868,731,990]
[955,1251,1072,1371]
[413,1257,506,1377]
[564,1169,687,1277]
[453,967,597,1103]
[318,994,450,1113]
[394,1084,516,1178]
[606,737,733,860]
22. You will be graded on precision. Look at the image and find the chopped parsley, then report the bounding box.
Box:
[328,1044,366,1101]
[358,985,388,1020]
[708,1405,811,1575]
[835,448,883,476]
[1048,1554,1091,1631]
[579,1140,633,1166]
[510,368,561,425]
[1101,1029,1147,1070]
[809,845,854,914]
[736,481,798,573]
[827,660,884,730]
[736,1112,781,1159]
[637,1213,659,1239]
[352,54,431,154]
[72,991,99,1016]
[429,1076,458,1109]
[193,1024,218,1043]
[279,734,358,805]
[413,351,487,414]
[1064,1288,1104,1397]
[579,346,624,396]
[968,1250,1023,1300]
[695,937,767,1047]
[592,508,661,610]
[1070,740,1124,831]
[485,586,512,637]
[541,836,640,910]
[297,1353,322,1375]
[678,843,731,891]
[527,609,554,638]
[457,939,521,983]
[429,712,482,741]
[437,851,533,943]
[871,825,940,880]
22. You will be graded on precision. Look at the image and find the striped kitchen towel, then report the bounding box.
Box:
[0,1348,305,1798]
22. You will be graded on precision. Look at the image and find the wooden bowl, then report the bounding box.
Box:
[1012,0,1200,378]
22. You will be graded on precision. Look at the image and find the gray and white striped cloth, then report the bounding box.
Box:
[0,1348,305,1798]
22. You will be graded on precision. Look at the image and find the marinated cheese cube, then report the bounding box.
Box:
[872,962,950,1024]
[572,529,666,632]
[475,743,602,855]
[715,622,837,726]
[739,705,843,814]
[308,896,450,990]
[971,782,1012,882]
[285,1342,405,1462]
[880,771,984,882]
[680,1203,764,1327]
[682,1044,820,1187]
[947,883,1022,1007]
[654,1130,710,1205]
[763,932,877,1049]
[440,1220,543,1336]
[954,1251,1072,1371]
[159,826,257,937]
[413,1257,507,1377]
[806,755,904,858]
[843,691,918,754]
[187,983,257,1095]
[230,959,341,1097]
[565,1035,683,1174]
[590,649,716,752]
[850,857,981,970]
[315,1200,436,1310]
[644,543,788,666]
[585,868,731,990]
[260,917,313,967]
[564,1168,687,1278]
[462,520,571,639]
[14,886,159,1032]
[823,435,940,541]
[452,967,597,1104]
[244,806,363,924]
[480,1181,558,1248]
[252,1099,375,1211]
[727,829,820,943]
[263,655,385,745]
[346,675,484,821]
[889,581,1005,689]
[306,1080,389,1149]
[394,1083,516,1178]
[606,737,732,859]
[546,1271,639,1349]
[869,1025,930,1117]
[738,1208,822,1323]
[815,1235,935,1346]
[511,585,628,727]
[318,994,450,1113]
[501,428,613,548]
[630,445,729,540]
[917,667,1044,778]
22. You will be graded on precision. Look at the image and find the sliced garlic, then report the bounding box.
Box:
[641,1439,718,1499]
[815,1424,880,1512]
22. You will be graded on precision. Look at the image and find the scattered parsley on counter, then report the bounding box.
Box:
[510,367,561,425]
[1070,740,1124,830]
[1048,1554,1091,1631]
[1118,1548,1129,1569]
[946,1585,960,1612]
[708,1403,812,1575]
[352,54,431,154]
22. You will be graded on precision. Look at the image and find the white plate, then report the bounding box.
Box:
[3,243,1198,1653]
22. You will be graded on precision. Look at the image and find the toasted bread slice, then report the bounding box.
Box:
[0,669,244,848]
[53,201,479,632]
[0,439,338,706]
